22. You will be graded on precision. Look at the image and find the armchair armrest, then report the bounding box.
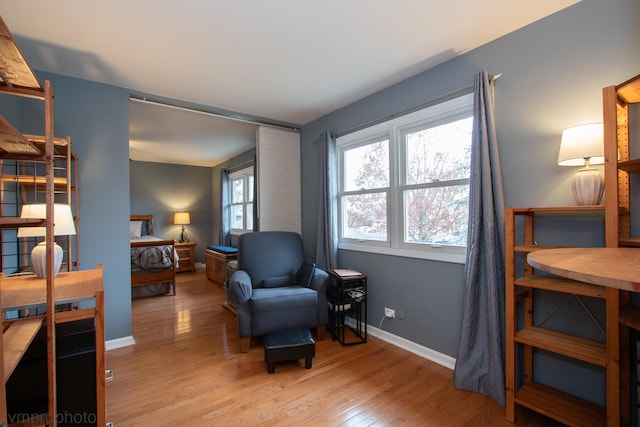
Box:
[229,269,253,337]
[310,268,329,325]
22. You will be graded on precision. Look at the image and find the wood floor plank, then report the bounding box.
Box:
[106,270,562,426]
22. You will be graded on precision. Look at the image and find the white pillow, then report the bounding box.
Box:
[130,221,143,239]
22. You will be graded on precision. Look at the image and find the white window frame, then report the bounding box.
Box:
[337,93,473,264]
[229,166,254,235]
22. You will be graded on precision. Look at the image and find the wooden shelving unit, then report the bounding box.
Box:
[604,73,640,249]
[0,15,101,427]
[603,73,640,426]
[0,133,80,275]
[505,206,618,427]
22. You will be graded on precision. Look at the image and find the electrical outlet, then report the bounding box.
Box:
[384,307,395,318]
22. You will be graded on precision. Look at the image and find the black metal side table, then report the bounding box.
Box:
[327,268,367,345]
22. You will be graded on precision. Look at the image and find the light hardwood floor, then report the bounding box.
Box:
[106,270,560,426]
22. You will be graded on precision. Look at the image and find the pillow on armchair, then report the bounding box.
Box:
[261,275,291,288]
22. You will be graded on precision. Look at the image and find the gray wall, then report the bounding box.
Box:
[130,160,213,264]
[13,72,133,341]
[301,0,640,361]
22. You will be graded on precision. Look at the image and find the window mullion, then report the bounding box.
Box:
[389,127,401,249]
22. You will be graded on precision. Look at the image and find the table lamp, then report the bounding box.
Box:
[557,123,605,205]
[17,203,76,278]
[174,212,190,242]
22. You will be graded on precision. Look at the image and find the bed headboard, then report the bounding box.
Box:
[130,214,154,237]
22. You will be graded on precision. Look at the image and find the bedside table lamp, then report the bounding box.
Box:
[17,203,76,278]
[557,123,605,205]
[174,212,190,242]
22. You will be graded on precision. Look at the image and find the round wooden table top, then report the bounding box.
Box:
[527,247,640,292]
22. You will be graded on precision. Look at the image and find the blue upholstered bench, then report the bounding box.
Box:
[263,328,315,374]
[206,245,238,255]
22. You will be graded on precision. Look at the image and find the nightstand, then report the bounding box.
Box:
[175,241,197,272]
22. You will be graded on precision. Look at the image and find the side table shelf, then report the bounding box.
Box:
[327,269,367,346]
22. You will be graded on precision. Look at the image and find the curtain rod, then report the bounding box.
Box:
[129,95,301,132]
[333,73,501,139]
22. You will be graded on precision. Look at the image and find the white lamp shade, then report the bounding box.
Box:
[17,203,77,237]
[557,123,604,166]
[174,212,190,225]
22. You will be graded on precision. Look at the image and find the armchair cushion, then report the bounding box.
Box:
[251,287,317,313]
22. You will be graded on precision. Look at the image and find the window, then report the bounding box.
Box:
[229,167,254,234]
[337,93,473,263]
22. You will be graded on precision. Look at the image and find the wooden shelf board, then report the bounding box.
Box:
[515,326,606,366]
[515,275,606,298]
[0,174,70,188]
[511,206,605,214]
[618,158,640,173]
[0,16,42,91]
[514,244,560,253]
[620,306,640,330]
[1,269,103,311]
[617,74,640,104]
[619,236,640,247]
[3,317,43,381]
[0,217,44,229]
[0,152,46,162]
[515,382,606,427]
[23,134,71,157]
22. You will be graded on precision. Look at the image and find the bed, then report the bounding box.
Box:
[130,214,177,297]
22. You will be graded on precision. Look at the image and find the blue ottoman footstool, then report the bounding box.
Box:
[263,329,315,374]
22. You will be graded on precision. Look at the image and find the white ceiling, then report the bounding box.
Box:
[2,1,579,167]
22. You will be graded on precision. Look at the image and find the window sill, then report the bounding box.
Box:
[338,242,466,264]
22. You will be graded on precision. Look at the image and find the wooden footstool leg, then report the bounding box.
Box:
[305,358,312,369]
[268,362,275,374]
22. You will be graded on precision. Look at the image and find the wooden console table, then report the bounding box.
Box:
[527,247,640,292]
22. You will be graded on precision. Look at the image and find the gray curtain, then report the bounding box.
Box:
[453,70,506,405]
[218,168,230,245]
[252,155,258,231]
[315,132,338,270]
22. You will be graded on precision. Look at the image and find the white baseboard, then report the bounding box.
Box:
[106,335,136,351]
[345,318,456,370]
[195,262,205,270]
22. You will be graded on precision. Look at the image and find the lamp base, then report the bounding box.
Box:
[31,241,63,278]
[179,225,189,243]
[571,167,604,206]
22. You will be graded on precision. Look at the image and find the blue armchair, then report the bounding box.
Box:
[229,231,329,353]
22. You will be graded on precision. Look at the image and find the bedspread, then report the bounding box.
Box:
[131,235,178,271]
